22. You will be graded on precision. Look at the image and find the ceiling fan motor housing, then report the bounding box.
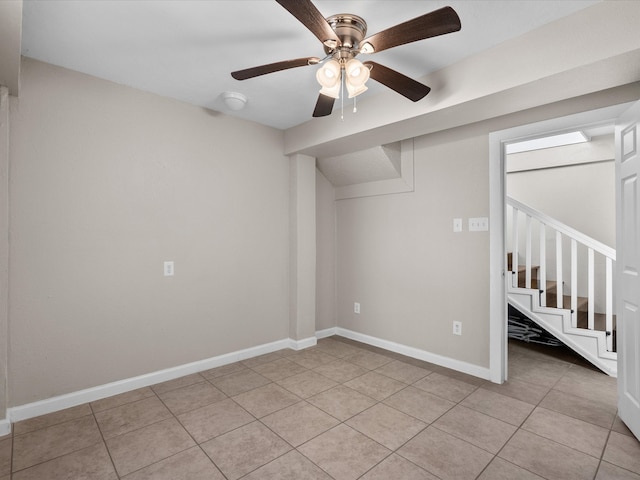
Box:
[324,14,367,59]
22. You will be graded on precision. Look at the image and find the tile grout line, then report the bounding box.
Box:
[90,403,122,480]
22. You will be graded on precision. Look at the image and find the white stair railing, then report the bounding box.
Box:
[507,196,616,351]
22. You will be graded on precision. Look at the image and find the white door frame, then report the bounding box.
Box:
[488,102,634,383]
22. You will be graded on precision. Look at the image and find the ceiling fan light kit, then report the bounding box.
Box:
[230,0,461,119]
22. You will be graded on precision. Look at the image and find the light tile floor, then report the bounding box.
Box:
[1,336,639,479]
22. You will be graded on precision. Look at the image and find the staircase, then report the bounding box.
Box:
[507,196,617,376]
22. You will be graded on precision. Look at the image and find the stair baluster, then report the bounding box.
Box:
[506,196,617,376]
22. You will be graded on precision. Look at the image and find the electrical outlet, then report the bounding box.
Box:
[164,261,174,277]
[453,321,462,336]
[354,302,360,314]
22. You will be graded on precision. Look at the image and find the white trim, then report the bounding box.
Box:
[489,102,633,385]
[489,127,507,384]
[507,196,616,259]
[334,139,414,200]
[334,328,492,381]
[0,419,10,437]
[288,336,317,350]
[8,337,313,423]
[315,327,338,339]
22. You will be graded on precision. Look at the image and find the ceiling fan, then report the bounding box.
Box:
[231,0,461,118]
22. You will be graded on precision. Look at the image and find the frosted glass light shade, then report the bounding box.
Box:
[316,60,341,88]
[345,59,369,98]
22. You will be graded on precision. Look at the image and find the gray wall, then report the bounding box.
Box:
[332,89,636,370]
[315,169,336,332]
[8,59,290,406]
[335,129,491,367]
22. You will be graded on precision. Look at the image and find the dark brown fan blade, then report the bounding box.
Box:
[231,57,320,80]
[312,94,335,117]
[276,0,341,48]
[360,6,461,54]
[365,62,430,102]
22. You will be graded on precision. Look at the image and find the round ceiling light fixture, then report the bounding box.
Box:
[222,91,248,111]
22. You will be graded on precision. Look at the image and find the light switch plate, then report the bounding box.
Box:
[468,217,489,232]
[164,261,174,276]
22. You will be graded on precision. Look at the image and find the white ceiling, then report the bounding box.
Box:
[21,0,601,130]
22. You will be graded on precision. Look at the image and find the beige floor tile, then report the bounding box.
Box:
[314,338,362,358]
[499,429,599,480]
[157,381,226,415]
[232,383,300,418]
[595,461,640,480]
[277,370,338,398]
[13,404,92,435]
[251,357,308,381]
[209,369,271,396]
[342,349,394,370]
[288,349,337,369]
[13,415,103,472]
[347,403,426,450]
[105,418,195,477]
[12,442,117,480]
[90,387,155,413]
[461,387,534,426]
[312,359,368,383]
[201,421,291,480]
[522,407,609,457]
[481,377,550,405]
[308,385,377,421]
[360,453,439,479]
[413,372,478,402]
[374,360,432,384]
[298,424,390,480]
[200,362,247,380]
[433,405,517,454]
[122,446,224,480]
[613,415,636,437]
[0,437,11,476]
[539,389,616,429]
[603,431,640,475]
[241,351,285,368]
[508,358,571,388]
[177,397,254,443]
[241,450,333,480]
[553,366,618,408]
[432,366,486,387]
[344,371,406,401]
[477,457,545,479]
[261,401,339,447]
[596,461,640,480]
[151,373,205,395]
[398,426,493,480]
[384,385,455,424]
[95,396,172,439]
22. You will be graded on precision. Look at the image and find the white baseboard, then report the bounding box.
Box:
[8,336,315,423]
[334,327,492,381]
[288,336,317,350]
[6,329,489,424]
[0,419,10,437]
[315,327,337,339]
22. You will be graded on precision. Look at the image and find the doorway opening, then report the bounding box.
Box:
[488,102,634,384]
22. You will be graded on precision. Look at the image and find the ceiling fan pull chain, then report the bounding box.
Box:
[341,72,345,120]
[353,95,357,113]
